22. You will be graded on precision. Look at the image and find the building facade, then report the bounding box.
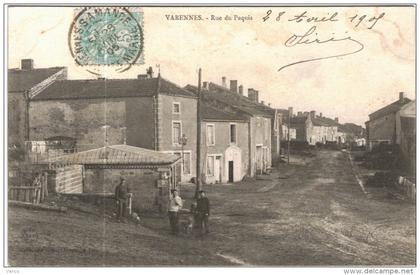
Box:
[200,105,249,183]
[186,79,272,177]
[366,92,412,150]
[8,59,67,157]
[28,73,198,183]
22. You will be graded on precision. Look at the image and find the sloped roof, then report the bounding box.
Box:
[32,77,196,100]
[8,67,64,92]
[185,83,273,117]
[369,98,412,120]
[201,104,248,122]
[290,116,308,124]
[312,116,339,127]
[48,144,180,166]
[339,123,366,136]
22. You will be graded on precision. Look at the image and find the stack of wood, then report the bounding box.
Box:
[9,172,48,204]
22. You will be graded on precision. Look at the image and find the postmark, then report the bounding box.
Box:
[69,7,144,72]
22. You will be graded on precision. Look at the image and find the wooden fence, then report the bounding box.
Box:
[9,172,48,204]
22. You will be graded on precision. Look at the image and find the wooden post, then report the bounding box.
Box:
[127,195,132,215]
[195,68,202,198]
[36,188,41,204]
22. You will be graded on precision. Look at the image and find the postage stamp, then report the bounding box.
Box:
[68,7,144,67]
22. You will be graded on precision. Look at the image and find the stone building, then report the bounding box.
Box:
[29,71,198,183]
[47,144,180,212]
[365,92,412,150]
[186,79,273,177]
[8,59,67,157]
[200,104,250,183]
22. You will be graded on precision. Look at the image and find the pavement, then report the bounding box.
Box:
[8,150,416,266]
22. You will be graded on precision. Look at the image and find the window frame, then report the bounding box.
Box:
[229,123,237,144]
[206,155,215,176]
[206,123,216,146]
[182,151,192,175]
[173,102,181,114]
[172,120,182,146]
[162,150,192,176]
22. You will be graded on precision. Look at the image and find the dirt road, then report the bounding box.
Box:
[8,150,415,266]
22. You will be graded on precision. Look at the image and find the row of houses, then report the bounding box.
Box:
[277,108,365,147]
[8,59,364,192]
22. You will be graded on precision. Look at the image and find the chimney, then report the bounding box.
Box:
[261,100,265,105]
[288,107,293,117]
[297,111,303,116]
[202,81,208,90]
[399,92,405,102]
[222,77,227,88]
[255,90,259,103]
[21,59,34,70]
[335,117,339,123]
[268,103,271,107]
[238,85,244,95]
[319,112,323,118]
[248,88,255,101]
[146,66,154,78]
[304,111,309,117]
[310,111,316,119]
[230,80,238,93]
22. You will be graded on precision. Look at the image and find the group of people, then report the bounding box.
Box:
[114,177,211,235]
[168,189,210,235]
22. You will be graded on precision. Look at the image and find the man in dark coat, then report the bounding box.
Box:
[115,178,131,221]
[197,190,210,234]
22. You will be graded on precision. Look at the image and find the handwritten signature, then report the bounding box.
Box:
[278,26,364,71]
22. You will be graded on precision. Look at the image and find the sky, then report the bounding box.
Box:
[8,6,416,126]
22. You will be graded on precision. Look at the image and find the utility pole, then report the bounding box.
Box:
[196,68,202,197]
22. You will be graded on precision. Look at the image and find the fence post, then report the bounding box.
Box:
[127,195,132,216]
[44,172,48,198]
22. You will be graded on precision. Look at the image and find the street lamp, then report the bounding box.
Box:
[180,134,188,174]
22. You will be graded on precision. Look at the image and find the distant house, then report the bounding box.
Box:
[29,71,198,184]
[8,59,67,156]
[290,114,313,144]
[200,104,249,183]
[365,92,412,151]
[311,113,343,144]
[277,108,296,141]
[339,123,366,146]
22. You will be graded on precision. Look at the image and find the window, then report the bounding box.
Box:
[230,124,237,144]
[172,121,181,145]
[265,119,270,138]
[207,124,215,146]
[207,156,215,176]
[170,151,191,175]
[183,152,191,174]
[173,102,180,114]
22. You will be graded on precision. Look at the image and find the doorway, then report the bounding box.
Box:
[228,161,234,183]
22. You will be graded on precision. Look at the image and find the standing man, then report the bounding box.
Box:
[168,189,183,235]
[115,178,131,221]
[197,190,210,234]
